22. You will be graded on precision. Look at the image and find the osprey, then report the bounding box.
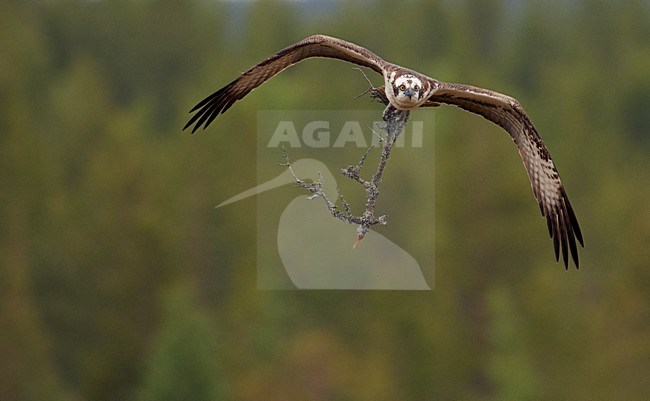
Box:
[184,34,584,268]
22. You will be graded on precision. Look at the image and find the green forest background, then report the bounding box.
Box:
[1,0,649,400]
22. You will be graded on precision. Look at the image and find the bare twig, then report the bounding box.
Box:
[367,124,385,144]
[353,67,377,100]
[281,148,363,225]
[341,141,375,186]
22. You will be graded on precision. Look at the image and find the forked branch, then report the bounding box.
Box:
[282,103,409,247]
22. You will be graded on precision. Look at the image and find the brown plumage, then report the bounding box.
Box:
[185,34,584,268]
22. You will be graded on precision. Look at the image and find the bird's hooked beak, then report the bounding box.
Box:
[404,88,415,99]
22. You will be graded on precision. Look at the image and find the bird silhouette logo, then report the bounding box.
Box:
[218,158,431,290]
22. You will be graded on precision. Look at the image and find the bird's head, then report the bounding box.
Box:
[392,74,425,107]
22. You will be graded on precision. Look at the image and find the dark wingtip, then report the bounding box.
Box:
[203,106,222,130]
[564,191,583,268]
[569,240,580,269]
[183,110,203,133]
[559,212,569,268]
[184,85,234,133]
[552,217,560,262]
[568,205,584,247]
[567,217,580,269]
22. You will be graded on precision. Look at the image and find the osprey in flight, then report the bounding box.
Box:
[184,35,583,268]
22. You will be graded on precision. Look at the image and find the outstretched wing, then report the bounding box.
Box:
[184,35,387,133]
[429,82,584,268]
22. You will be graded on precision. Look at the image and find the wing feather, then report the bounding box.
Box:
[184,35,387,133]
[429,82,584,268]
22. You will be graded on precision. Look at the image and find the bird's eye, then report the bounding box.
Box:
[398,84,406,91]
[414,85,420,91]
